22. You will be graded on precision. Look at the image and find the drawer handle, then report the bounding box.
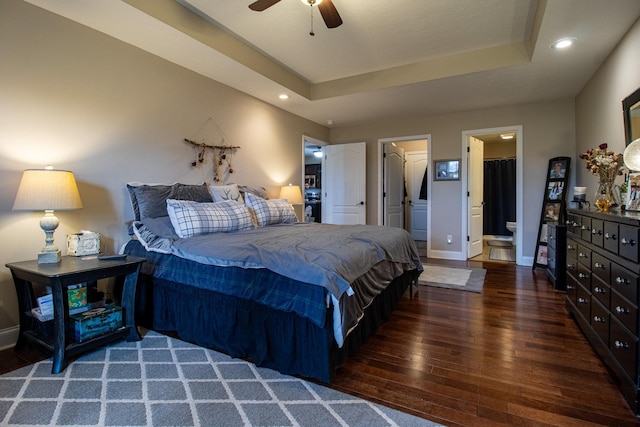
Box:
[591,229,602,236]
[548,257,555,263]
[578,297,587,304]
[567,284,575,290]
[549,236,555,241]
[605,232,617,240]
[615,306,630,315]
[621,237,636,246]
[593,315,606,323]
[581,225,590,231]
[594,262,606,269]
[566,263,576,269]
[615,276,630,285]
[614,340,629,350]
[593,286,606,294]
[578,252,588,258]
[574,222,581,227]
[578,273,589,279]
[567,245,575,251]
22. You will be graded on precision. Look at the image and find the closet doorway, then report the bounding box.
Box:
[463,126,523,265]
[378,135,431,256]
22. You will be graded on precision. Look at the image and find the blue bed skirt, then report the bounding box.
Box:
[128,244,417,382]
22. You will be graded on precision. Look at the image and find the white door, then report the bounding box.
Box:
[324,142,366,224]
[468,136,484,258]
[405,151,428,241]
[383,143,405,228]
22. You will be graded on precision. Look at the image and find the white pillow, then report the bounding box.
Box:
[166,199,255,238]
[208,183,244,203]
[245,192,298,227]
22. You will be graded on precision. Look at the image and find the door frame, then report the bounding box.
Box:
[378,134,431,245]
[461,125,524,265]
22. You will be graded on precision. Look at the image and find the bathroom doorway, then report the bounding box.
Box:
[463,126,523,265]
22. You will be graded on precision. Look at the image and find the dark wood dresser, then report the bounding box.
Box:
[565,208,640,416]
[546,222,567,291]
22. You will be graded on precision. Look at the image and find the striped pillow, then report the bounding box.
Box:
[166,199,255,238]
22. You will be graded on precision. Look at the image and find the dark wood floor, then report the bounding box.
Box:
[2,259,640,426]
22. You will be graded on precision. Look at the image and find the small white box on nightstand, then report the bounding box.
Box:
[67,231,100,256]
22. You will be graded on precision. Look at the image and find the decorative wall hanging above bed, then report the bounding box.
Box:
[184,117,240,183]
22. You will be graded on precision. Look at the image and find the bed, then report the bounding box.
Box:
[122,182,422,382]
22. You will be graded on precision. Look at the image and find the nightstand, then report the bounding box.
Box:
[6,255,146,374]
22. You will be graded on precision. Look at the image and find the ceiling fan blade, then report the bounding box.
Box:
[318,0,342,28]
[248,0,281,12]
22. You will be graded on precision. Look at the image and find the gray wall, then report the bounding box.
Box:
[575,18,640,190]
[330,100,576,261]
[0,0,328,341]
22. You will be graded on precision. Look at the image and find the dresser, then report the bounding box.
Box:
[546,222,566,291]
[565,208,640,415]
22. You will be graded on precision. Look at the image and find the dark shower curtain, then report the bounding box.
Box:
[483,159,516,236]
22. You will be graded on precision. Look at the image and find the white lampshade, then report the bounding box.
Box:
[13,169,83,263]
[624,138,640,171]
[279,184,304,204]
[13,169,83,211]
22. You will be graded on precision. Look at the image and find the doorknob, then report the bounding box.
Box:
[359,201,364,205]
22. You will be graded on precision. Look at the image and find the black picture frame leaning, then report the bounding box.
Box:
[533,156,571,270]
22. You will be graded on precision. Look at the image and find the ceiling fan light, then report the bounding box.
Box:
[301,0,323,5]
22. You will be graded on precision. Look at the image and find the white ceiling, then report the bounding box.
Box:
[25,0,640,128]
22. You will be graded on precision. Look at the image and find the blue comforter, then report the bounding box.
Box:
[133,219,422,299]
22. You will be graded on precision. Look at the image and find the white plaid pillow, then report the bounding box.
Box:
[245,192,297,227]
[166,199,255,238]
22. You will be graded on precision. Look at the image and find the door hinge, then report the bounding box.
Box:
[467,235,470,241]
[467,146,470,152]
[467,191,470,197]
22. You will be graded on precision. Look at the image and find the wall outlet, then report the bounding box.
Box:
[447,235,452,244]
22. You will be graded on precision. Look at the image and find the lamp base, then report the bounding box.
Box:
[38,248,61,264]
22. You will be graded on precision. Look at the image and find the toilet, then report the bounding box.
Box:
[506,221,517,246]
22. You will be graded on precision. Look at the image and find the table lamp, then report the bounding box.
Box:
[13,168,83,264]
[279,184,304,220]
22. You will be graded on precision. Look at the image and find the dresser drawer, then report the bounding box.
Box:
[566,276,578,302]
[576,283,591,321]
[604,221,619,254]
[610,317,639,383]
[547,245,557,272]
[580,217,592,241]
[619,224,640,262]
[576,262,591,290]
[591,219,604,247]
[591,251,610,284]
[577,244,591,268]
[591,275,610,309]
[611,262,639,304]
[611,290,639,336]
[591,297,610,347]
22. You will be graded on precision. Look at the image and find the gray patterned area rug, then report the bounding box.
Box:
[418,264,486,293]
[0,331,443,427]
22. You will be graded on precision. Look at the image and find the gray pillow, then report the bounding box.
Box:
[127,183,213,221]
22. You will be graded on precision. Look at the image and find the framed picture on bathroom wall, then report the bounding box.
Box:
[539,223,548,243]
[536,244,548,266]
[626,173,640,211]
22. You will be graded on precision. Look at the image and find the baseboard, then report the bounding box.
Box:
[0,326,19,351]
[522,256,534,266]
[427,250,465,260]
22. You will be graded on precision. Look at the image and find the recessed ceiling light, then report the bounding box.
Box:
[500,134,514,140]
[551,37,576,49]
[279,94,289,100]
[327,120,334,126]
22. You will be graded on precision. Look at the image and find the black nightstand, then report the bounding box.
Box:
[5,255,146,374]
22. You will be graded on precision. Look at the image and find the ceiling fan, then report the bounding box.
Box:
[249,0,343,34]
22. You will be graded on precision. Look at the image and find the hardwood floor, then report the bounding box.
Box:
[327,258,640,426]
[2,259,639,426]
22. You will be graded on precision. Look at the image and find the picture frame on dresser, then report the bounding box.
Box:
[625,173,640,211]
